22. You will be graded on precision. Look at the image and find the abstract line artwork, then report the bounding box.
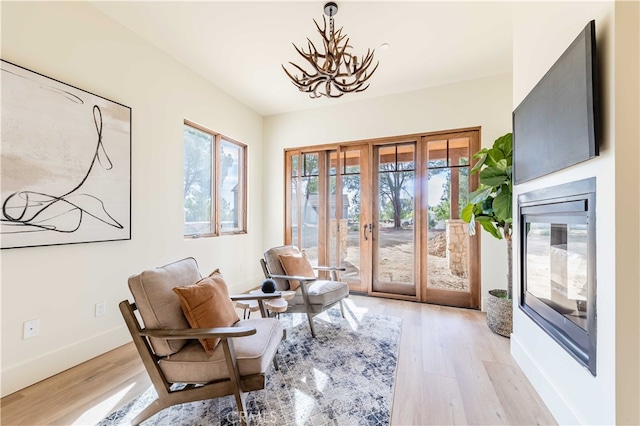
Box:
[1,60,131,249]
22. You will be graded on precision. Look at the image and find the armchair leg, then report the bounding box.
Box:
[339,300,346,318]
[306,311,317,338]
[273,353,279,371]
[233,389,248,426]
[131,398,167,425]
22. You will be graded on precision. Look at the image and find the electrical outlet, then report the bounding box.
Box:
[95,302,106,317]
[23,319,40,339]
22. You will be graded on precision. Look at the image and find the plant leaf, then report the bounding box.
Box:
[472,148,489,159]
[495,159,508,171]
[470,152,487,174]
[501,133,513,157]
[468,211,476,236]
[468,220,476,236]
[475,216,493,222]
[481,198,494,214]
[488,148,505,164]
[493,190,512,222]
[469,186,493,204]
[505,165,513,178]
[494,133,513,157]
[479,167,507,187]
[479,220,503,240]
[461,203,475,223]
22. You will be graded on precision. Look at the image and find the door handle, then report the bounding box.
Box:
[363,223,373,241]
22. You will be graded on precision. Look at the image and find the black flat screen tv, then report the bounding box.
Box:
[513,20,599,184]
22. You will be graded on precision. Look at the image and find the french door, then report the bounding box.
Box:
[284,129,480,308]
[371,142,418,297]
[328,146,371,293]
[286,145,371,292]
[420,132,480,307]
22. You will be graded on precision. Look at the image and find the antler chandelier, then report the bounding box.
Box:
[282,2,379,99]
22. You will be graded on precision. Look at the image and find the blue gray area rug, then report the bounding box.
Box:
[100,304,402,425]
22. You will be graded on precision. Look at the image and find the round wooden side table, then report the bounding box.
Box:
[235,298,260,319]
[264,290,295,318]
[238,290,296,318]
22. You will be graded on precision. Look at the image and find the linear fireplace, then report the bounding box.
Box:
[518,178,596,375]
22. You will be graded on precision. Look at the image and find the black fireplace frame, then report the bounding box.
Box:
[518,177,597,376]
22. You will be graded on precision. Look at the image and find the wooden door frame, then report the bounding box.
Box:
[369,140,420,300]
[419,129,481,309]
[335,144,371,293]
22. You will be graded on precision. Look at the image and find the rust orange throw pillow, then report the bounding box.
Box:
[172,269,240,356]
[278,252,315,291]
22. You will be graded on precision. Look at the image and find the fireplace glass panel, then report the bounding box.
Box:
[526,222,588,330]
[518,177,596,376]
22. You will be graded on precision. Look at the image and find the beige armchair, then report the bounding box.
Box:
[119,257,284,425]
[260,245,349,337]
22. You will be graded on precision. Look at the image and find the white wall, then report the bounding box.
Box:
[263,73,513,304]
[0,2,265,397]
[511,2,640,424]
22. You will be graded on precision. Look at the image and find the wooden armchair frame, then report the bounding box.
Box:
[119,291,282,426]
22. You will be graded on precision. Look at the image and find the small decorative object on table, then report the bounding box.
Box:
[261,278,277,293]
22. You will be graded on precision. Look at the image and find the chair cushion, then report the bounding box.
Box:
[263,245,299,291]
[278,252,315,291]
[158,318,284,385]
[172,269,240,356]
[290,280,350,309]
[128,258,202,356]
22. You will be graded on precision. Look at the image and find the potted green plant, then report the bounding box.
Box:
[461,132,513,337]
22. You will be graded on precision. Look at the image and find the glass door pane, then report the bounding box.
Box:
[373,143,416,296]
[328,150,339,270]
[300,153,319,265]
[290,153,300,247]
[327,148,365,289]
[342,150,362,282]
[220,139,245,233]
[425,137,474,301]
[183,125,213,236]
[286,151,322,266]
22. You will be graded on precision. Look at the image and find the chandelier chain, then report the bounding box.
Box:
[329,14,334,36]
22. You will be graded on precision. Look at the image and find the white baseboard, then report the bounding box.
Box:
[1,325,130,398]
[511,333,582,425]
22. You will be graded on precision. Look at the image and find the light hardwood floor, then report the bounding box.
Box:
[1,295,557,425]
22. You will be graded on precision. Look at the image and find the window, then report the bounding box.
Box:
[219,138,245,233]
[183,121,246,237]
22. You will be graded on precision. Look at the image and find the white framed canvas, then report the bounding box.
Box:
[1,60,131,249]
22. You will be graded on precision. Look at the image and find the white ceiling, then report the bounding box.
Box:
[90,1,513,116]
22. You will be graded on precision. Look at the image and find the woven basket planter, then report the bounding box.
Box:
[486,289,513,337]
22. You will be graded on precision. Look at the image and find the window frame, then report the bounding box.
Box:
[218,135,247,235]
[183,120,247,238]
